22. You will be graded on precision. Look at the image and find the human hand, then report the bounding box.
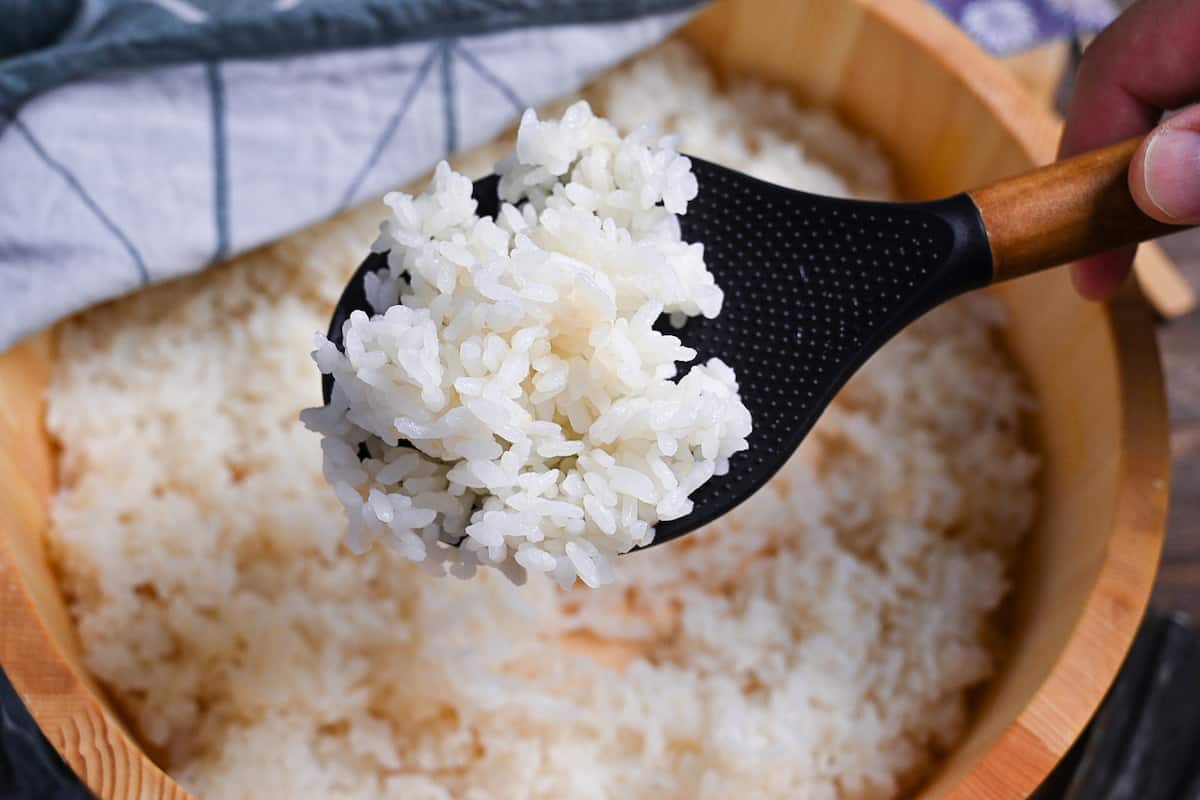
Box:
[1060,0,1200,300]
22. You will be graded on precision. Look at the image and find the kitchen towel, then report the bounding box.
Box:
[0,0,1114,350]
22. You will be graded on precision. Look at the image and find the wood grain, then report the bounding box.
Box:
[970,137,1185,282]
[0,2,1175,799]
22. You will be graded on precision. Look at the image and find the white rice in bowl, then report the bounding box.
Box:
[45,41,1038,800]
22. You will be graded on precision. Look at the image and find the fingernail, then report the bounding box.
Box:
[1143,128,1200,223]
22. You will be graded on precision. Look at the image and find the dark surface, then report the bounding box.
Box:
[326,164,995,546]
[0,668,92,799]
[1030,612,1200,800]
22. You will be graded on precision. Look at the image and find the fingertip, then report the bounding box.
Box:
[1130,107,1200,225]
[1128,132,1159,220]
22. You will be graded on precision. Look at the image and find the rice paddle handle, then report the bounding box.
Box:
[968,137,1191,283]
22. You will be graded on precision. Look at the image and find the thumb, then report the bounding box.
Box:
[1130,103,1200,225]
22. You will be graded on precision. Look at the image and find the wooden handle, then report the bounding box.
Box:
[970,137,1187,282]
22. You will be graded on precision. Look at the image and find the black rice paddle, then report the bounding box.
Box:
[325,136,1190,547]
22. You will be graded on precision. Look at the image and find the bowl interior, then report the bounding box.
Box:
[0,1,1168,798]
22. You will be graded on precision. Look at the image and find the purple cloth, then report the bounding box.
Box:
[931,0,1117,55]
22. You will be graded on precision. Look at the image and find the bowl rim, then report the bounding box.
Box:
[0,2,1171,798]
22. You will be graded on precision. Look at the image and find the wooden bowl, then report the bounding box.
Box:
[0,0,1171,797]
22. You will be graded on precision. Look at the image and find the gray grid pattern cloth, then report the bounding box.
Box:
[0,0,701,348]
[0,0,1120,348]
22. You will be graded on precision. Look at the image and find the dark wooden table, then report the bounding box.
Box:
[1151,230,1200,618]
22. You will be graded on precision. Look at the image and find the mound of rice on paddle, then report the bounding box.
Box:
[302,101,752,588]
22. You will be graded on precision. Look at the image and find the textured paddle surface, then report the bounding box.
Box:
[653,158,992,540]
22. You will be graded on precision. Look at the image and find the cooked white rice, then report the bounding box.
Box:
[301,101,751,588]
[46,41,1038,800]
